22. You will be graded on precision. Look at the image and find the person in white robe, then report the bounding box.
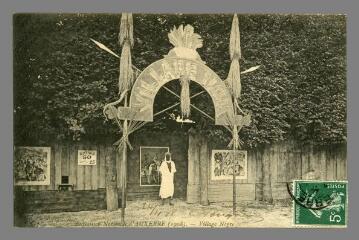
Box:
[159,152,176,205]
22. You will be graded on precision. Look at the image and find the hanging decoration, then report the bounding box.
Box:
[225,14,242,102]
[119,13,134,47]
[166,25,204,118]
[118,13,134,95]
[180,75,191,118]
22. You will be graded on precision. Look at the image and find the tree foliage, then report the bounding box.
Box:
[13,13,346,147]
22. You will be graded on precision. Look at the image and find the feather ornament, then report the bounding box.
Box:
[119,13,134,47]
[229,14,241,60]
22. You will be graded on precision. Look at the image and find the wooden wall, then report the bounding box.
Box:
[18,131,189,201]
[16,136,346,204]
[207,141,347,202]
[18,143,114,191]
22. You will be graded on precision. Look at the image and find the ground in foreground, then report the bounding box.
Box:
[24,200,292,228]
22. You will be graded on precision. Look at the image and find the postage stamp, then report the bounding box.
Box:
[292,180,348,227]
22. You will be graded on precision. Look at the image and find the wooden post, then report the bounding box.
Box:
[233,131,237,216]
[106,146,118,211]
[121,97,128,223]
[199,135,209,205]
[187,128,201,203]
[232,94,239,215]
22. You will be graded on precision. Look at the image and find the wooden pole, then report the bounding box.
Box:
[121,96,128,224]
[233,137,236,215]
[233,98,237,216]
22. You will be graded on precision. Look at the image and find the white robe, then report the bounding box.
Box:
[159,160,176,198]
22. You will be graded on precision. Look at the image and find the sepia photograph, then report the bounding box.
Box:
[13,13,347,228]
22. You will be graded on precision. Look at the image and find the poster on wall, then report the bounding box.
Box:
[210,149,247,181]
[140,146,169,186]
[78,150,97,165]
[14,147,51,185]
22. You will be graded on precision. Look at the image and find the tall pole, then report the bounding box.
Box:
[233,100,237,216]
[118,12,133,224]
[227,13,241,216]
[121,97,128,224]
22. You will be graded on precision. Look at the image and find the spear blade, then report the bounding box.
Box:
[90,38,120,58]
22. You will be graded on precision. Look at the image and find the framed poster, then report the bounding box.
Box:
[210,149,247,180]
[140,146,169,186]
[14,147,51,185]
[78,150,97,165]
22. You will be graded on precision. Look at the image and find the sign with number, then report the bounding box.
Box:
[78,150,97,165]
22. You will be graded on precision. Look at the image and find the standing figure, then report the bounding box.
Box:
[148,156,159,184]
[159,152,176,205]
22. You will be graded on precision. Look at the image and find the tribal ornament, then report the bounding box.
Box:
[180,75,191,118]
[118,13,134,95]
[166,24,204,62]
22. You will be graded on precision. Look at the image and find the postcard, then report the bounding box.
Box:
[13,13,347,228]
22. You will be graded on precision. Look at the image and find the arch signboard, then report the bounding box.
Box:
[119,57,235,126]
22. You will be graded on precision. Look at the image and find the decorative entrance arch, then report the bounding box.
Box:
[100,17,253,220]
[120,57,234,125]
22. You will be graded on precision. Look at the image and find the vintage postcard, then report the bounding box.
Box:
[13,13,347,228]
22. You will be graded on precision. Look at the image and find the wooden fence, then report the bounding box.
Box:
[16,138,347,203]
[206,140,347,202]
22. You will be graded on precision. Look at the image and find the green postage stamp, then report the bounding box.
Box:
[293,180,348,227]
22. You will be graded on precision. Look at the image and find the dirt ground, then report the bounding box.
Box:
[24,200,293,228]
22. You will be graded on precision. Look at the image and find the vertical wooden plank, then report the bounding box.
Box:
[262,144,273,202]
[255,148,263,183]
[199,136,209,205]
[77,144,85,190]
[272,144,278,184]
[301,145,310,178]
[106,143,118,211]
[288,151,295,181]
[294,152,302,180]
[254,147,264,201]
[84,144,92,190]
[271,144,279,199]
[84,165,91,190]
[315,147,322,179]
[187,131,196,185]
[248,150,256,184]
[99,145,106,188]
[69,144,77,188]
[187,130,200,203]
[91,147,98,190]
[320,149,327,180]
[336,145,346,180]
[50,144,56,190]
[61,144,69,180]
[96,144,101,188]
[116,146,123,190]
[66,144,71,180]
[342,145,348,180]
[54,144,62,189]
[277,151,287,182]
[326,148,335,180]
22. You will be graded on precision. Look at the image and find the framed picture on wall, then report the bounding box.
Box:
[140,146,169,186]
[78,150,97,165]
[210,149,247,181]
[14,147,51,185]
